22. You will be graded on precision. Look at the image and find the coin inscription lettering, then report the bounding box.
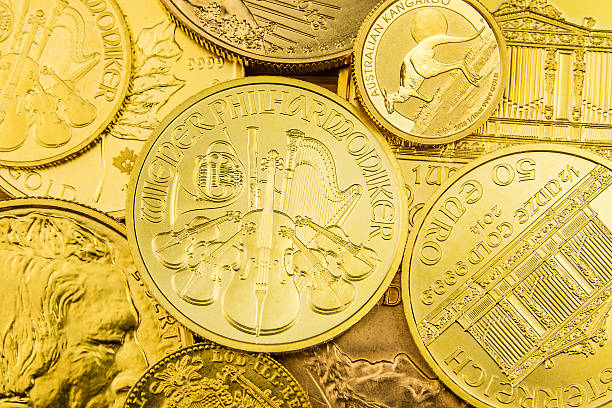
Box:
[127,77,407,352]
[124,344,311,408]
[403,146,612,408]
[354,0,508,144]
[0,0,131,167]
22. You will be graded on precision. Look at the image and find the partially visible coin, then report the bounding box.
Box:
[0,198,189,408]
[126,76,408,352]
[354,0,508,145]
[124,343,311,408]
[403,145,612,408]
[0,0,131,167]
[277,271,469,408]
[0,0,242,218]
[160,0,379,71]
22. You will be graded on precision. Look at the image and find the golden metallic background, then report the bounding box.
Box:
[482,0,612,26]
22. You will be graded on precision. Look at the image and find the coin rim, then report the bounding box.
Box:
[352,0,509,145]
[159,0,358,72]
[126,75,409,353]
[401,143,612,408]
[124,343,313,408]
[0,0,133,169]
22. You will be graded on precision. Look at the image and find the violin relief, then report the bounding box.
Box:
[0,0,131,166]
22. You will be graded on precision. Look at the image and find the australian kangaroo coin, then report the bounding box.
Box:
[354,0,508,144]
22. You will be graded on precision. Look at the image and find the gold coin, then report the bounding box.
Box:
[0,0,242,218]
[123,343,311,408]
[0,198,190,408]
[277,271,468,408]
[0,0,131,167]
[402,144,612,408]
[126,76,408,352]
[160,0,380,71]
[353,0,508,145]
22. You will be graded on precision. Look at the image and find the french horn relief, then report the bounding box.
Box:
[153,125,381,339]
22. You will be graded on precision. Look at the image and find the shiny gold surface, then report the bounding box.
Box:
[0,0,242,217]
[0,198,189,408]
[0,0,131,167]
[277,271,469,408]
[160,0,380,71]
[124,344,311,408]
[403,145,612,408]
[126,76,408,352]
[353,0,508,144]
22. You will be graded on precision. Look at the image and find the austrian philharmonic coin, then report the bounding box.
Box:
[160,0,379,71]
[0,0,242,218]
[126,77,408,352]
[0,0,131,167]
[123,344,311,408]
[0,198,189,408]
[403,145,612,408]
[354,0,508,144]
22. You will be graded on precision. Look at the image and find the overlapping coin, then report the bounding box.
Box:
[160,0,379,71]
[354,0,508,144]
[123,344,311,408]
[126,76,408,352]
[0,0,131,167]
[0,0,242,217]
[403,145,612,408]
[0,198,189,408]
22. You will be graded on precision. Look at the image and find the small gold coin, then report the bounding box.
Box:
[403,145,612,408]
[160,0,380,71]
[123,343,311,408]
[0,0,242,218]
[0,198,189,408]
[126,76,408,352]
[354,0,508,145]
[0,0,132,167]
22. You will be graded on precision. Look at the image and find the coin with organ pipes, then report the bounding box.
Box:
[126,76,408,352]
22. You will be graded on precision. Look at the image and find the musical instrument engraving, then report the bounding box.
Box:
[127,78,407,352]
[0,0,131,167]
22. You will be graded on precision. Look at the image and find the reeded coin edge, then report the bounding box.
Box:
[159,0,352,73]
[125,75,409,353]
[352,0,509,145]
[124,343,313,408]
[0,0,135,169]
[401,143,612,408]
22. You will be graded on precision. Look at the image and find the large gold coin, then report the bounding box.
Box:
[403,145,612,408]
[160,0,379,71]
[353,0,508,145]
[0,0,131,167]
[123,343,311,408]
[0,198,190,408]
[0,0,242,217]
[126,76,408,352]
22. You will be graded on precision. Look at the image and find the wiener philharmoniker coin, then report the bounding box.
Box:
[126,77,408,352]
[0,0,242,217]
[403,145,612,408]
[160,0,379,71]
[354,0,508,145]
[0,0,131,167]
[0,198,189,408]
[123,344,311,408]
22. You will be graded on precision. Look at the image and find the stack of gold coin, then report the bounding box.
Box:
[0,1,609,408]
